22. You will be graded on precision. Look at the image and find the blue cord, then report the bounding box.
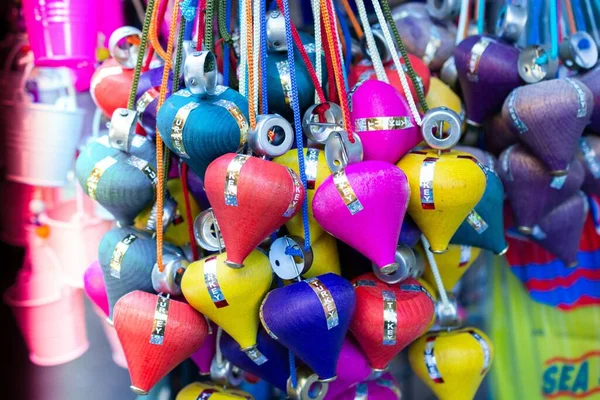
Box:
[269,0,278,11]
[288,349,297,388]
[572,0,587,31]
[261,0,269,113]
[477,0,486,34]
[184,19,194,41]
[334,0,352,74]
[223,0,232,86]
[281,0,311,253]
[528,0,542,45]
[285,246,303,256]
[550,0,559,59]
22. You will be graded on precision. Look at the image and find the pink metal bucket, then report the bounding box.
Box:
[4,265,89,366]
[21,0,98,67]
[40,200,112,288]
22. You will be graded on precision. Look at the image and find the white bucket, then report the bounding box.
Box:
[92,305,128,369]
[4,67,84,187]
[39,199,113,288]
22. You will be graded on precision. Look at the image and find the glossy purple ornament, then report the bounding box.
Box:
[576,136,600,196]
[323,337,372,399]
[259,273,356,381]
[502,79,593,174]
[578,66,600,133]
[498,144,584,233]
[455,35,523,126]
[531,192,588,266]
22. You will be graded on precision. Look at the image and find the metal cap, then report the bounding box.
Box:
[430,292,460,331]
[560,31,599,70]
[426,0,461,20]
[421,107,462,149]
[193,209,225,252]
[108,26,143,69]
[108,108,139,153]
[495,4,528,43]
[360,27,393,64]
[324,131,363,172]
[439,56,458,88]
[249,114,294,157]
[266,10,287,52]
[151,252,188,295]
[372,244,416,284]
[518,45,558,83]
[287,365,329,400]
[302,102,345,144]
[184,50,218,96]
[269,236,314,280]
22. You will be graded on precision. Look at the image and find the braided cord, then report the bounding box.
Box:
[355,0,387,82]
[127,0,156,110]
[205,0,215,49]
[311,0,322,103]
[260,0,269,113]
[218,0,234,43]
[379,0,429,114]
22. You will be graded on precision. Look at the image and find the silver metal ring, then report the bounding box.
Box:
[184,50,218,96]
[421,107,462,150]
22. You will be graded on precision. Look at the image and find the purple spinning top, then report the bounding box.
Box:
[455,35,523,126]
[483,112,518,156]
[531,192,588,266]
[502,79,593,174]
[577,136,600,196]
[498,144,584,233]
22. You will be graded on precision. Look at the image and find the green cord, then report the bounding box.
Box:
[218,0,234,44]
[205,0,216,50]
[380,0,429,112]
[127,0,157,110]
[173,19,186,93]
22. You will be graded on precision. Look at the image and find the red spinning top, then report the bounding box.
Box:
[113,291,208,395]
[204,153,305,267]
[349,53,431,105]
[90,58,134,118]
[350,273,435,371]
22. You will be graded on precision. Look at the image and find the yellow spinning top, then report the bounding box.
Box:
[181,250,272,350]
[409,327,494,400]
[303,233,341,278]
[273,148,331,241]
[176,382,253,400]
[425,77,465,133]
[135,178,201,247]
[418,244,481,291]
[397,149,486,253]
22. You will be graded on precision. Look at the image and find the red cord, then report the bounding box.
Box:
[143,0,168,72]
[197,0,206,50]
[323,0,354,142]
[321,22,337,103]
[180,163,199,261]
[275,0,326,103]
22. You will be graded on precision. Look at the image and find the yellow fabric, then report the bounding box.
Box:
[490,256,600,399]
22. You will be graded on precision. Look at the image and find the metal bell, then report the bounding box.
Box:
[193,208,225,252]
[146,191,178,232]
[560,31,599,70]
[431,292,460,331]
[324,131,364,172]
[426,0,460,20]
[518,45,558,83]
[183,50,218,96]
[302,102,345,143]
[108,26,143,69]
[287,365,329,400]
[266,10,287,52]
[151,252,189,295]
[249,114,294,158]
[421,107,462,150]
[269,236,314,280]
[109,108,139,153]
[440,56,458,88]
[372,244,415,284]
[360,26,393,64]
[495,4,528,43]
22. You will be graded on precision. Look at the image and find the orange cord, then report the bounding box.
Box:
[336,17,347,57]
[246,0,257,130]
[320,0,351,137]
[154,0,181,272]
[564,0,577,33]
[339,0,363,39]
[150,0,169,61]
